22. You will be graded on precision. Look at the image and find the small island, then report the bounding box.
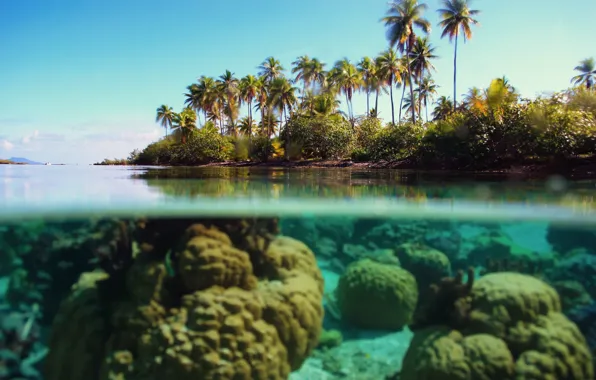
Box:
[95,0,596,179]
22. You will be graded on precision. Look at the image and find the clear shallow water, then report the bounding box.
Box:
[1,165,596,379]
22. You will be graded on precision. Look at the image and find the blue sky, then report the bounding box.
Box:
[1,0,594,164]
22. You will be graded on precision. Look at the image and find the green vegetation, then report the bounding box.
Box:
[99,0,596,171]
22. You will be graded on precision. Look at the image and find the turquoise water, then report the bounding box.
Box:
[1,165,596,379]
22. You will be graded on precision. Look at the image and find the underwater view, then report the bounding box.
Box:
[1,166,596,380]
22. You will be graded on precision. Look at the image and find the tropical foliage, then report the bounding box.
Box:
[97,1,595,170]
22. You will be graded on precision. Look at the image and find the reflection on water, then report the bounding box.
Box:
[136,167,596,208]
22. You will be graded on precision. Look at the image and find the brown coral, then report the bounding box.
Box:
[44,218,323,380]
[411,267,475,331]
[402,272,595,380]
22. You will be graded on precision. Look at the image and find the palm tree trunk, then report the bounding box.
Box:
[390,77,395,125]
[366,89,370,115]
[399,82,406,121]
[425,98,429,123]
[418,70,424,122]
[453,31,459,110]
[375,89,379,116]
[406,44,416,123]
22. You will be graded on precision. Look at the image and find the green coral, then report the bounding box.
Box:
[394,242,451,290]
[317,329,343,350]
[335,259,418,330]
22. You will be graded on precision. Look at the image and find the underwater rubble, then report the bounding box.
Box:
[0,216,594,379]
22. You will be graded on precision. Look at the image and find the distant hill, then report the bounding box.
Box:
[7,157,44,165]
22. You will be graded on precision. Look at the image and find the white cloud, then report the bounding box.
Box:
[21,130,39,144]
[0,139,14,151]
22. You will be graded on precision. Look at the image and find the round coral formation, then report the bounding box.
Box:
[43,219,324,380]
[401,328,515,380]
[401,272,595,380]
[335,259,418,330]
[394,242,451,290]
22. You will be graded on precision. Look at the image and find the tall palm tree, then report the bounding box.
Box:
[329,58,362,122]
[381,0,431,123]
[432,96,454,120]
[571,57,596,89]
[217,70,240,134]
[358,57,376,115]
[437,0,480,110]
[409,36,437,119]
[309,58,327,92]
[155,105,175,137]
[258,56,285,84]
[291,55,312,95]
[269,77,297,159]
[416,76,438,122]
[239,75,260,127]
[376,49,403,124]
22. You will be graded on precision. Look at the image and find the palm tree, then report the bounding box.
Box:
[402,93,419,117]
[308,58,327,92]
[258,56,285,84]
[462,87,486,112]
[437,0,480,110]
[432,96,454,120]
[172,107,197,143]
[409,36,437,119]
[217,70,240,134]
[238,116,257,137]
[381,0,431,123]
[416,76,438,122]
[571,58,596,89]
[269,77,297,159]
[239,75,260,128]
[329,58,362,122]
[376,49,403,124]
[155,105,175,137]
[358,57,376,114]
[291,55,312,95]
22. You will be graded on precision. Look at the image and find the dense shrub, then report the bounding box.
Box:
[115,88,596,169]
[351,117,383,161]
[280,115,353,159]
[364,122,424,161]
[133,125,232,165]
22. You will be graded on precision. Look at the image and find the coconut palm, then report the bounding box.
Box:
[571,58,596,90]
[172,107,197,143]
[268,77,298,158]
[432,96,454,120]
[381,0,431,123]
[437,0,480,109]
[155,105,175,137]
[239,75,260,127]
[308,58,327,92]
[258,56,285,84]
[238,116,257,137]
[402,92,419,117]
[416,76,438,122]
[358,57,377,115]
[291,55,312,95]
[409,36,437,118]
[329,58,362,122]
[462,87,486,112]
[376,49,403,124]
[217,70,240,133]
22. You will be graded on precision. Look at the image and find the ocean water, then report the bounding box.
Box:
[1,165,596,380]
